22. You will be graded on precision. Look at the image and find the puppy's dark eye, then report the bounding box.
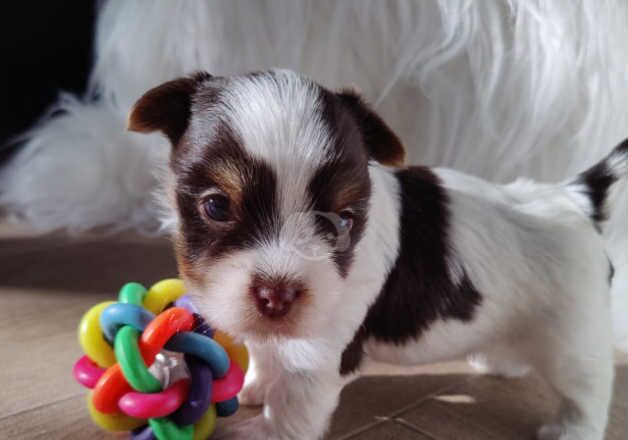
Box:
[338,209,354,233]
[202,193,231,222]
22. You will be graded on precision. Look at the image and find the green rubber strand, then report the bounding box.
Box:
[149,417,194,440]
[118,282,147,305]
[114,326,162,392]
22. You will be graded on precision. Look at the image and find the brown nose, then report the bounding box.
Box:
[251,277,303,319]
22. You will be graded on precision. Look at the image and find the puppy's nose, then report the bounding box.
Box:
[251,278,303,319]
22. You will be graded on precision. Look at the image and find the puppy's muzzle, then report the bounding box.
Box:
[250,275,304,319]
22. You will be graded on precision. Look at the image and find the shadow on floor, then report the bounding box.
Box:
[0,235,177,292]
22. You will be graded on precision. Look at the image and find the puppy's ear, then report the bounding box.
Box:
[338,90,406,167]
[128,71,212,146]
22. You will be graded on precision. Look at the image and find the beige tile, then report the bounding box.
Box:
[0,236,174,418]
[396,401,500,440]
[0,287,110,416]
[398,374,559,440]
[0,395,110,440]
[340,420,431,440]
[327,373,465,438]
[0,393,259,440]
[343,355,628,439]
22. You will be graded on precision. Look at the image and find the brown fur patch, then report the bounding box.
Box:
[311,89,374,276]
[172,122,280,266]
[128,77,198,145]
[336,90,406,167]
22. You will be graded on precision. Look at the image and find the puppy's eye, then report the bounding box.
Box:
[338,209,354,233]
[202,193,231,222]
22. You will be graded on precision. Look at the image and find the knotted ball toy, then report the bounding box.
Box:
[72,279,248,439]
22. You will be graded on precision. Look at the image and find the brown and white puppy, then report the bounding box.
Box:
[129,70,624,440]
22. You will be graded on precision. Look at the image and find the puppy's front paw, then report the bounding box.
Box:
[239,379,267,406]
[215,415,272,440]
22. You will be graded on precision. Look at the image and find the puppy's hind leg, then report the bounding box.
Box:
[533,304,614,440]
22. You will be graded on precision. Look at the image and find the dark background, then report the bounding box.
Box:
[0,1,96,160]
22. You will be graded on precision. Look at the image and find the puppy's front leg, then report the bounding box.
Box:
[221,367,344,440]
[239,342,277,406]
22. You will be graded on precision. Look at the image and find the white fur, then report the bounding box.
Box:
[0,96,170,232]
[1,0,628,348]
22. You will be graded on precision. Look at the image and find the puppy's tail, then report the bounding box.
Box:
[566,138,628,227]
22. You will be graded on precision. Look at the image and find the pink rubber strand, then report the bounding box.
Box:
[118,379,190,419]
[73,355,106,389]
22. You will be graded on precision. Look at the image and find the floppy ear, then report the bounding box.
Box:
[128,72,212,146]
[338,90,406,167]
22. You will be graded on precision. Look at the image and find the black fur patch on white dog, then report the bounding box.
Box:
[341,167,482,374]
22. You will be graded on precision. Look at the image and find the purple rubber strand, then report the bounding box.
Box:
[169,355,213,426]
[130,425,155,440]
[174,295,199,313]
[192,313,214,338]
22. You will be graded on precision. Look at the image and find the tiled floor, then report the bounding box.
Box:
[1,224,627,439]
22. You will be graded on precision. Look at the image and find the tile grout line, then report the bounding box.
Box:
[334,380,466,440]
[0,392,83,422]
[386,380,466,418]
[381,379,471,439]
[334,420,385,440]
[392,418,438,440]
[401,377,508,440]
[421,397,503,439]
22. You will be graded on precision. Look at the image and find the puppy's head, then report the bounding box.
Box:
[129,70,404,340]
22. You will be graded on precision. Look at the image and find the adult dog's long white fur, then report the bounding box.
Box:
[1,0,628,395]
